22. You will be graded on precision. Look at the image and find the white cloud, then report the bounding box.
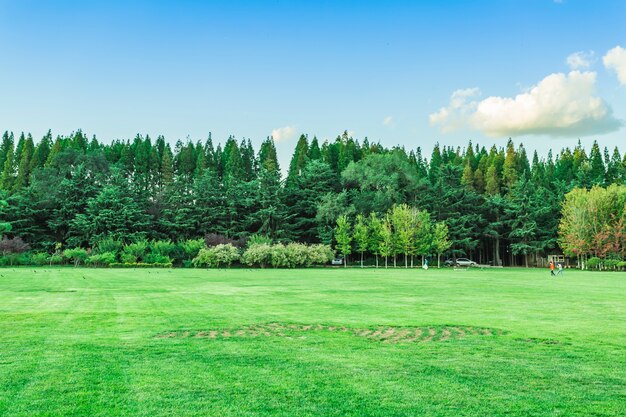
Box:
[430,71,621,137]
[566,51,595,70]
[270,125,297,143]
[603,45,626,85]
[429,88,480,133]
[383,116,394,127]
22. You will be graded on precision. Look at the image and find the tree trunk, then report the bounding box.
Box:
[393,255,396,268]
[405,253,408,268]
[385,257,388,269]
[361,252,363,268]
[438,253,441,268]
[376,254,379,268]
[495,237,500,266]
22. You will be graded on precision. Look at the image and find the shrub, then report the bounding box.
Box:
[308,244,334,265]
[586,257,602,269]
[49,254,64,265]
[180,239,205,261]
[150,240,177,257]
[247,234,272,247]
[618,261,626,270]
[268,244,289,268]
[87,252,116,267]
[32,252,50,266]
[241,243,334,268]
[120,253,138,263]
[242,244,272,267]
[94,238,123,256]
[64,248,89,267]
[603,259,620,270]
[123,241,148,262]
[144,253,172,264]
[0,237,30,264]
[192,244,240,268]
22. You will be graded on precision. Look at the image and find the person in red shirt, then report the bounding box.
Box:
[549,260,555,276]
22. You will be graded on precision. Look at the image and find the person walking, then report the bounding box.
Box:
[557,263,563,276]
[549,260,555,276]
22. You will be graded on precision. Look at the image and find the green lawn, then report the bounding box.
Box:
[0,267,624,416]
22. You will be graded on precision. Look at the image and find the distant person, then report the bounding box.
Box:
[557,263,563,276]
[422,259,429,270]
[549,260,555,276]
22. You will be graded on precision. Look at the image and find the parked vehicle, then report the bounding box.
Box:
[331,257,344,266]
[455,258,478,267]
[444,259,456,267]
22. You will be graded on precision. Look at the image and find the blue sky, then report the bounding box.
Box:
[1,0,625,169]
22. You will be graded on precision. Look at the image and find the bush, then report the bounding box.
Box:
[308,244,335,265]
[603,259,620,270]
[64,248,89,266]
[120,253,138,263]
[247,234,272,247]
[49,254,64,265]
[94,238,123,256]
[618,261,626,270]
[242,244,272,267]
[192,244,240,268]
[123,241,148,262]
[144,253,172,264]
[242,243,334,268]
[586,257,602,269]
[180,239,205,261]
[149,240,182,263]
[87,252,117,267]
[31,252,50,266]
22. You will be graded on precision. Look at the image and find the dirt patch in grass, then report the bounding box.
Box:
[155,323,504,344]
[515,337,562,345]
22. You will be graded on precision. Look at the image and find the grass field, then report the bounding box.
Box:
[0,267,625,416]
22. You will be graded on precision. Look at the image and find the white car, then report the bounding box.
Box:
[455,258,478,267]
[331,257,344,265]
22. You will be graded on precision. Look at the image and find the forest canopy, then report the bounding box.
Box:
[0,129,625,267]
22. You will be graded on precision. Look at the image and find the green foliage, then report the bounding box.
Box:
[241,243,334,268]
[2,129,624,268]
[95,238,123,256]
[179,239,205,260]
[63,248,89,266]
[192,244,240,268]
[334,214,352,265]
[31,252,50,266]
[247,234,273,247]
[123,241,148,262]
[87,252,117,266]
[586,257,602,269]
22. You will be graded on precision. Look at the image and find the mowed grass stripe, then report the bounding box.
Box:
[0,267,625,416]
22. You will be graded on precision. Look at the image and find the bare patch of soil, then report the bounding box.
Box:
[155,323,504,344]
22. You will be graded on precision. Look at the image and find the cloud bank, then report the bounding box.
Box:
[270,125,297,143]
[430,71,621,137]
[603,46,626,85]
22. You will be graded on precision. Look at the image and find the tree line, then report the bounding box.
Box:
[559,184,626,269]
[0,129,625,266]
